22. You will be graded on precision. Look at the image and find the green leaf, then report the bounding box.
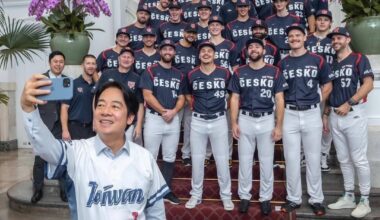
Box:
[0,92,9,105]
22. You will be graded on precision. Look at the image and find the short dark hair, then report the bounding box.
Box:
[94,81,139,118]
[82,54,96,63]
[49,51,65,63]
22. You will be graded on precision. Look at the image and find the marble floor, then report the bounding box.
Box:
[0,149,68,220]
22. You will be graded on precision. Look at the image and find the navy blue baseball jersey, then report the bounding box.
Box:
[158,21,188,43]
[254,0,274,20]
[183,2,200,23]
[209,0,225,15]
[96,48,119,72]
[100,69,144,103]
[310,0,328,14]
[213,39,239,69]
[288,0,315,27]
[187,66,231,114]
[240,40,280,65]
[196,25,211,46]
[139,63,186,111]
[134,49,160,75]
[226,18,258,52]
[139,0,158,8]
[174,42,199,75]
[228,64,288,112]
[124,24,145,50]
[266,14,300,50]
[149,6,170,26]
[306,34,336,65]
[218,1,258,24]
[329,53,374,107]
[62,76,95,124]
[278,52,334,105]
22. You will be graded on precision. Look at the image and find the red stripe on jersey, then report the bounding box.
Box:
[147,64,157,80]
[353,52,363,74]
[309,52,324,70]
[188,66,201,79]
[101,48,113,60]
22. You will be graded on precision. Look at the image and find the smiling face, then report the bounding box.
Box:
[184,31,197,43]
[208,22,223,36]
[160,45,176,63]
[331,35,350,53]
[237,5,250,17]
[198,8,211,21]
[143,34,156,47]
[49,55,65,76]
[118,52,135,70]
[252,26,268,40]
[274,0,288,12]
[136,11,150,25]
[82,57,97,77]
[247,43,264,62]
[116,34,130,47]
[199,46,215,64]
[316,16,332,33]
[169,8,182,22]
[93,87,134,137]
[288,29,306,50]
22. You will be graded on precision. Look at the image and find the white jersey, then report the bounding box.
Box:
[23,109,169,220]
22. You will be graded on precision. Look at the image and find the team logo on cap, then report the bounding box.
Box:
[143,5,148,10]
[256,20,262,25]
[164,39,171,44]
[121,28,126,32]
[201,0,207,5]
[212,16,218,20]
[241,0,246,3]
[332,27,339,33]
[147,27,152,32]
[191,23,196,29]
[321,9,328,14]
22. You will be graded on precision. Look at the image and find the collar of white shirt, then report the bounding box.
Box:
[94,135,130,159]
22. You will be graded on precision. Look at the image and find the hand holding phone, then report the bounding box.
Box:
[37,77,73,101]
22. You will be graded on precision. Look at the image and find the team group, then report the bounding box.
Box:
[30,0,374,219]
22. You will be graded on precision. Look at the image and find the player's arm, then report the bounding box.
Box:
[320,81,332,102]
[134,103,145,138]
[142,89,167,114]
[60,103,71,141]
[273,92,285,141]
[350,77,374,104]
[230,93,240,140]
[307,15,316,33]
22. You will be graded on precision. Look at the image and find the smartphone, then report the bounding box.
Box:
[37,77,73,101]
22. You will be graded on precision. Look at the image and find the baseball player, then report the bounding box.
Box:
[229,38,287,215]
[174,23,199,166]
[139,0,159,8]
[124,5,151,51]
[22,78,169,220]
[254,0,274,20]
[219,0,257,24]
[196,0,212,46]
[310,0,328,15]
[139,39,187,205]
[157,1,188,44]
[225,0,258,53]
[288,0,316,32]
[324,27,374,218]
[240,19,280,66]
[305,9,336,172]
[278,23,334,216]
[209,0,225,16]
[266,0,300,58]
[98,49,145,146]
[183,0,201,23]
[134,27,160,75]
[96,28,130,73]
[184,41,233,211]
[148,0,170,26]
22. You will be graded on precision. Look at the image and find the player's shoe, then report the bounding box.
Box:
[222,199,234,211]
[280,200,301,213]
[182,158,192,167]
[328,194,356,209]
[164,192,180,205]
[204,159,210,167]
[239,199,250,213]
[321,153,330,172]
[310,202,326,216]
[185,196,201,209]
[260,200,272,216]
[229,159,232,168]
[351,197,371,218]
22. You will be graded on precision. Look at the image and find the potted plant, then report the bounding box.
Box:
[28,0,112,65]
[341,0,380,55]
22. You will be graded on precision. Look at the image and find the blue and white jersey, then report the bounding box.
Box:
[23,109,169,220]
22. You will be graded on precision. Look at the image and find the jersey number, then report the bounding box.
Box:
[340,78,351,88]
[260,89,272,98]
[307,79,313,88]
[214,90,225,98]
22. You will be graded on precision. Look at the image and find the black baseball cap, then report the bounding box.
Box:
[327,27,351,38]
[142,27,156,36]
[237,0,250,7]
[315,9,332,20]
[208,15,224,25]
[251,19,268,30]
[159,39,176,50]
[119,48,134,57]
[169,1,181,9]
[198,41,216,52]
[137,4,151,15]
[286,23,306,35]
[197,0,212,10]
[116,27,130,38]
[184,23,198,33]
[246,38,265,48]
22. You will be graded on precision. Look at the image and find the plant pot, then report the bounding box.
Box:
[50,32,90,65]
[346,16,380,55]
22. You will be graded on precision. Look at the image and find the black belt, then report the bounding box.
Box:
[241,110,273,118]
[69,121,92,128]
[193,111,225,120]
[149,109,162,116]
[286,104,318,111]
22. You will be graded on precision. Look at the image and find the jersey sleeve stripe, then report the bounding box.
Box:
[45,140,68,179]
[146,184,170,208]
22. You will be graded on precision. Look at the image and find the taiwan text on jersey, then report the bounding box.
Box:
[226,18,258,52]
[174,43,199,75]
[158,21,188,43]
[187,66,230,114]
[213,39,238,69]
[124,24,145,50]
[288,0,314,26]
[329,53,374,107]
[96,49,119,72]
[266,14,300,50]
[306,34,335,66]
[149,6,170,26]
[278,52,334,106]
[240,41,280,66]
[139,63,187,110]
[134,49,160,75]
